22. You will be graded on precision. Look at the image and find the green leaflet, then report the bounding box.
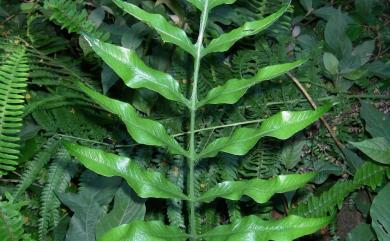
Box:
[202,215,333,241]
[198,104,332,158]
[83,34,188,105]
[370,183,390,241]
[350,137,390,165]
[63,142,188,200]
[113,0,195,56]
[185,0,238,11]
[198,58,307,106]
[77,81,188,156]
[98,221,188,241]
[197,172,316,203]
[202,3,290,56]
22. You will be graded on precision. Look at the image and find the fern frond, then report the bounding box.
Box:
[238,141,282,179]
[0,194,34,241]
[38,148,77,241]
[43,0,109,41]
[14,137,60,198]
[0,47,29,177]
[0,199,25,241]
[218,157,242,222]
[292,162,388,217]
[167,155,186,229]
[231,49,268,79]
[27,15,69,54]
[195,164,220,234]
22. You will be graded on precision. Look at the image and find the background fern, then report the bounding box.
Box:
[43,0,110,41]
[292,162,388,218]
[0,46,29,177]
[0,193,34,241]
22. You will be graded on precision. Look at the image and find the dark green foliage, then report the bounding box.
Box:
[292,162,388,217]
[95,184,146,239]
[0,194,34,241]
[14,137,60,198]
[38,148,77,241]
[43,0,109,41]
[0,0,389,240]
[57,171,120,241]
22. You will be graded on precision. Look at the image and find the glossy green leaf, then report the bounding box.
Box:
[202,3,290,56]
[83,34,188,105]
[63,142,188,200]
[198,104,331,158]
[77,81,187,156]
[208,0,237,10]
[185,0,237,11]
[99,221,188,241]
[370,183,390,241]
[350,137,390,164]
[198,58,307,106]
[202,215,332,241]
[113,0,195,56]
[184,0,203,10]
[198,172,315,203]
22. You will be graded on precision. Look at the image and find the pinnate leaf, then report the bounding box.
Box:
[83,34,188,105]
[350,137,390,165]
[77,81,187,156]
[202,215,332,241]
[113,0,195,56]
[63,142,188,200]
[198,58,307,106]
[198,104,332,158]
[202,3,290,56]
[99,221,188,241]
[198,172,316,203]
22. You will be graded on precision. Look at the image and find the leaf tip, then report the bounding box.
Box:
[81,32,99,48]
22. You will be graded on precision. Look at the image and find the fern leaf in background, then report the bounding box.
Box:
[43,0,109,41]
[0,194,34,241]
[38,148,77,241]
[292,162,388,217]
[0,47,29,177]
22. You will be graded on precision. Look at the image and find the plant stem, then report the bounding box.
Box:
[287,72,345,151]
[188,4,209,241]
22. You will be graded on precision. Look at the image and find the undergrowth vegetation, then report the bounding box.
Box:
[0,0,389,240]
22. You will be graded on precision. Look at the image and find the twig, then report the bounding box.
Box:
[287,72,345,152]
